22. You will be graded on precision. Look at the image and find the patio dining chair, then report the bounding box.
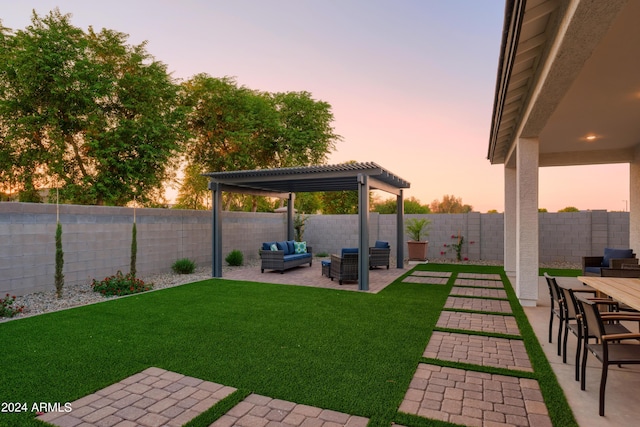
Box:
[559,286,622,381]
[576,296,640,416]
[544,273,565,355]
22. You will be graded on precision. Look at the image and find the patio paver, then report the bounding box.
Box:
[436,311,520,335]
[454,278,505,288]
[450,286,508,299]
[39,368,237,427]
[457,273,502,281]
[424,331,532,372]
[209,393,369,427]
[400,364,551,427]
[444,297,513,314]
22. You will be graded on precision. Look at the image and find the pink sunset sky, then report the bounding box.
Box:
[2,0,630,212]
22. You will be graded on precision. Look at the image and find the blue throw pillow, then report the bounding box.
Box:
[276,241,290,255]
[375,240,389,248]
[602,248,634,267]
[294,241,307,254]
[287,240,296,254]
[263,242,276,251]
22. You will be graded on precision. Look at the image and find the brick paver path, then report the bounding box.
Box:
[424,332,532,372]
[400,364,551,427]
[450,287,508,299]
[437,310,520,335]
[444,297,513,314]
[454,278,505,288]
[210,393,369,427]
[40,368,236,427]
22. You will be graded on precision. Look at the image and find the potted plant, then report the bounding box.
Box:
[406,218,431,261]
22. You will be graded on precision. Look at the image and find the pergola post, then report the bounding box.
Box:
[396,189,404,268]
[287,193,295,240]
[358,173,370,291]
[210,181,223,278]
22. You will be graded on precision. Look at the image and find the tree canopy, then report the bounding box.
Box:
[0,10,186,205]
[430,194,473,213]
[178,74,340,211]
[372,196,430,214]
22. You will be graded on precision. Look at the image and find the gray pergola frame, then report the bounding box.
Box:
[204,162,410,290]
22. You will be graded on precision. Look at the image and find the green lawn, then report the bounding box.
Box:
[0,264,576,427]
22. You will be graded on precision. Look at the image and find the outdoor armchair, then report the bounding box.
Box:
[330,248,358,285]
[369,240,390,269]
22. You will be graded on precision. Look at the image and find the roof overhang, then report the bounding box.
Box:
[488,0,640,167]
[204,162,410,197]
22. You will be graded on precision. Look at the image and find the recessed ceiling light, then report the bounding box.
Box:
[586,135,596,140]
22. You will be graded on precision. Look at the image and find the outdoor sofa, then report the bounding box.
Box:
[260,240,312,273]
[582,247,637,276]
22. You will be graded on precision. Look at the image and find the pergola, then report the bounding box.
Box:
[204,162,410,290]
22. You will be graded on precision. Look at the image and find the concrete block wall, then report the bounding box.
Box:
[0,203,285,296]
[1,202,633,296]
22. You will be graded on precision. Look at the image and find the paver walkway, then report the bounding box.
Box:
[39,266,553,427]
[399,269,552,427]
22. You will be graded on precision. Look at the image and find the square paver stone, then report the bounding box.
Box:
[209,393,369,427]
[436,311,520,335]
[444,297,513,314]
[39,368,236,427]
[454,278,505,288]
[400,364,550,427]
[424,332,532,372]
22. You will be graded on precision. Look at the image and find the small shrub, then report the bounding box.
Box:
[91,271,153,297]
[315,251,329,258]
[225,250,244,266]
[0,294,24,318]
[172,258,196,274]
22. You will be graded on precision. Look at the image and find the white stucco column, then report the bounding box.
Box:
[516,137,539,306]
[504,166,517,276]
[630,146,640,251]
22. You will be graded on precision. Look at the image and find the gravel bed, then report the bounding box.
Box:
[1,259,579,323]
[1,260,260,323]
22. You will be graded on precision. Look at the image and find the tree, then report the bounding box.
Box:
[430,194,473,213]
[372,196,430,214]
[558,206,579,212]
[0,10,186,205]
[173,163,210,210]
[178,75,340,211]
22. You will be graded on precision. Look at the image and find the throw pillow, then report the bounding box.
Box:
[270,243,278,251]
[294,241,307,254]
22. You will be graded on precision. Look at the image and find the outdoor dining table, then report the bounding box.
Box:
[577,276,640,311]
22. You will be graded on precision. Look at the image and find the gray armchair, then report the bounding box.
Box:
[369,241,390,269]
[330,248,358,285]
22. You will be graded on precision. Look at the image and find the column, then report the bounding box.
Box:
[515,137,539,306]
[504,166,517,275]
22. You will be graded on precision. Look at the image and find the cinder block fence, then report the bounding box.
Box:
[0,203,629,296]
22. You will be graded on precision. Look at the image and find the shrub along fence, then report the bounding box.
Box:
[0,203,629,296]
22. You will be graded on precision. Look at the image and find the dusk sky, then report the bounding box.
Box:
[1,1,630,212]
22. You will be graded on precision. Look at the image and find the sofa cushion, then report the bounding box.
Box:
[585,266,602,274]
[262,241,276,251]
[287,240,295,254]
[374,240,390,249]
[294,241,307,254]
[602,248,634,267]
[276,241,290,255]
[284,253,311,262]
[341,248,358,256]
